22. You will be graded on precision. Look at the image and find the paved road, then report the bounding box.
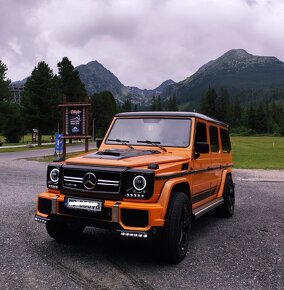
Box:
[0,142,97,161]
[0,151,283,289]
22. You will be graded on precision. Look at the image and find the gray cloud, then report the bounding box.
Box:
[1,0,284,88]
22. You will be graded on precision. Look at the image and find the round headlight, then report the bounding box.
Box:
[50,168,60,183]
[133,175,147,191]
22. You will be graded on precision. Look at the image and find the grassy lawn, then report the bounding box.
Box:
[231,136,284,169]
[0,134,52,145]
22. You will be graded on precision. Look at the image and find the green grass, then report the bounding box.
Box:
[0,134,52,146]
[231,136,284,169]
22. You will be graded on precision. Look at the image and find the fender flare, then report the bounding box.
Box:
[216,169,232,198]
[157,177,190,220]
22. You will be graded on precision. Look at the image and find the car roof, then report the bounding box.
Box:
[115,111,229,128]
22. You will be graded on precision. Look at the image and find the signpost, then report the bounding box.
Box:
[58,96,91,160]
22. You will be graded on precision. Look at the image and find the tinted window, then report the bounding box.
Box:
[220,129,231,153]
[195,122,207,143]
[209,126,219,152]
[106,118,191,147]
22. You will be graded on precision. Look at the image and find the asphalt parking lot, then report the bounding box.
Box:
[0,149,283,290]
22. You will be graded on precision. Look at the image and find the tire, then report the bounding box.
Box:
[158,192,191,264]
[46,221,85,242]
[215,175,235,218]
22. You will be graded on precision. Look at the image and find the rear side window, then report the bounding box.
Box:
[195,122,207,143]
[209,126,219,152]
[220,129,231,153]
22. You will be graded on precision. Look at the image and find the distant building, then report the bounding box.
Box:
[9,82,25,103]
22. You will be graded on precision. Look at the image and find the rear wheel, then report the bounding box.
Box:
[158,192,191,264]
[215,175,235,218]
[46,221,85,242]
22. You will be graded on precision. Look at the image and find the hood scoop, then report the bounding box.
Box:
[84,149,161,160]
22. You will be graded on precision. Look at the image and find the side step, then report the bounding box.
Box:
[192,198,224,219]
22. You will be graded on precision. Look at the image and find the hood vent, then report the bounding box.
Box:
[84,149,161,160]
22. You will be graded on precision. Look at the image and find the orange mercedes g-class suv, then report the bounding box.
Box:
[35,112,234,263]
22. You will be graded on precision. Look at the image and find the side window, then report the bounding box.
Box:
[195,122,207,143]
[220,129,231,153]
[209,126,219,152]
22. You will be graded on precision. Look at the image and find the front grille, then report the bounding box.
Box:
[58,202,112,221]
[62,167,122,194]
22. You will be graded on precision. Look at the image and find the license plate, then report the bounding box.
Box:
[64,197,102,212]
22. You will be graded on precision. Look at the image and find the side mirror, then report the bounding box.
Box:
[195,142,209,154]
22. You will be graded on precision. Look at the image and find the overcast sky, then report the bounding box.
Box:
[1,0,284,89]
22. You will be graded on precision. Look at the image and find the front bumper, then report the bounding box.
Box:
[35,192,165,233]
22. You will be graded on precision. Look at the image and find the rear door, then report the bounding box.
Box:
[191,121,214,205]
[209,125,222,195]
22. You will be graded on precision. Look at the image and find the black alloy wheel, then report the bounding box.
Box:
[215,175,235,218]
[158,192,192,264]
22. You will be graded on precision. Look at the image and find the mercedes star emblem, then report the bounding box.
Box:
[83,172,97,190]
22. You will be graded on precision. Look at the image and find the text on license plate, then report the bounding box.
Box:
[65,198,102,212]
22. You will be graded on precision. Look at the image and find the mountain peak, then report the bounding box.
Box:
[223,49,250,57]
[154,79,176,91]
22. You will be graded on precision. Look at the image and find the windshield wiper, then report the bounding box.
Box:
[108,139,134,149]
[137,140,167,152]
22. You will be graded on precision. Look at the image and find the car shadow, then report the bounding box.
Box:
[44,211,224,266]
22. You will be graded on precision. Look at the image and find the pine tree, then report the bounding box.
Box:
[0,60,11,102]
[246,104,256,131]
[122,99,132,112]
[215,88,230,123]
[21,61,61,145]
[232,97,242,128]
[91,91,116,137]
[0,60,12,133]
[255,103,267,133]
[2,102,25,142]
[157,95,162,111]
[167,96,178,111]
[57,57,86,102]
[199,86,217,118]
[151,96,157,111]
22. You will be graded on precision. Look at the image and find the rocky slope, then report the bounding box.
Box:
[162,49,284,106]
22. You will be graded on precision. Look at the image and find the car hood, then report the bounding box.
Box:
[65,148,189,168]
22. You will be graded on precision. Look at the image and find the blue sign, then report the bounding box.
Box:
[55,133,63,152]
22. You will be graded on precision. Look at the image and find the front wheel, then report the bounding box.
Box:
[215,175,235,218]
[158,192,191,264]
[46,221,85,242]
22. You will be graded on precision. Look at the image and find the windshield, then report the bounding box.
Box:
[106,118,192,147]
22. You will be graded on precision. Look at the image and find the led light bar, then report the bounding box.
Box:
[118,230,148,238]
[125,193,145,198]
[34,216,50,224]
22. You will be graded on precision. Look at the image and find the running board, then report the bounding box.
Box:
[192,198,224,219]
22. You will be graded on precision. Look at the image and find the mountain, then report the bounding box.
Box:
[75,61,125,98]
[75,61,175,105]
[11,49,284,107]
[162,49,284,107]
